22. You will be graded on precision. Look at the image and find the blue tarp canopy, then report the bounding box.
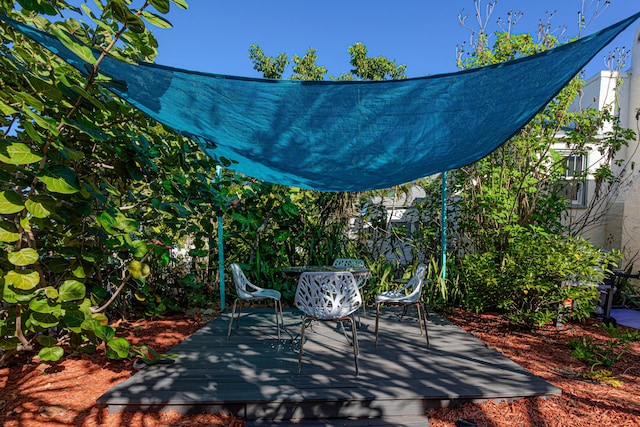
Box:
[2,12,640,192]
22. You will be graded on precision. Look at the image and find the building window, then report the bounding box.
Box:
[560,153,587,207]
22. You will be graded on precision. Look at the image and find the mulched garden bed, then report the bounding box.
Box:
[1,308,638,426]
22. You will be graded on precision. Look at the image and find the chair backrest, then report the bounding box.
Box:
[295,272,362,320]
[230,263,254,299]
[332,258,365,269]
[404,263,428,301]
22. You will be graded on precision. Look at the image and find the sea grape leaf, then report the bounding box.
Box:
[58,280,86,302]
[38,346,64,361]
[0,190,24,214]
[8,248,39,266]
[0,141,42,165]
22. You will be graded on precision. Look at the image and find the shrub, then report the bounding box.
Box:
[454,225,621,328]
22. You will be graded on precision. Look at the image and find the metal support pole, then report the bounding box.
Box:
[217,165,225,310]
[441,171,447,280]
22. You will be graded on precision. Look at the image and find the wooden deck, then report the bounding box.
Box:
[98,307,561,424]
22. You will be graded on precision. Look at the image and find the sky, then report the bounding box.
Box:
[148,0,640,80]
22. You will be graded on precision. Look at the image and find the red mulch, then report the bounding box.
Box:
[427,309,640,427]
[1,309,639,427]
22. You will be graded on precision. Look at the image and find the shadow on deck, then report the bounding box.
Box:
[97,307,560,424]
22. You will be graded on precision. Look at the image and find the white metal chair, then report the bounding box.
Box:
[374,263,429,347]
[294,271,362,375]
[332,258,365,269]
[227,263,284,340]
[332,258,371,317]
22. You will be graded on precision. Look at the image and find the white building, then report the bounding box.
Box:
[566,23,640,266]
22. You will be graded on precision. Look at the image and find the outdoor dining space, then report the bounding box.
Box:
[97,260,561,424]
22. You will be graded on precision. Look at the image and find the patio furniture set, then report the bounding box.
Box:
[226,259,430,376]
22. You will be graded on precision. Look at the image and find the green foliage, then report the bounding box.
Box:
[291,48,327,81]
[249,44,289,79]
[443,8,636,327]
[345,42,407,81]
[0,0,224,364]
[454,225,620,327]
[249,41,406,81]
[569,324,640,385]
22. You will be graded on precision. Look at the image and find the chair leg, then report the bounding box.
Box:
[297,318,310,375]
[346,316,359,376]
[273,299,281,340]
[338,319,353,346]
[278,299,285,330]
[235,301,243,329]
[226,299,239,339]
[375,303,381,346]
[420,302,430,347]
[415,303,423,336]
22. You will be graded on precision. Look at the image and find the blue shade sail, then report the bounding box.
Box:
[2,13,639,192]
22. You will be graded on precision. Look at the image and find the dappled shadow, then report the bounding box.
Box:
[95,307,563,424]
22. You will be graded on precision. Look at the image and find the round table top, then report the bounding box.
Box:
[280,265,370,278]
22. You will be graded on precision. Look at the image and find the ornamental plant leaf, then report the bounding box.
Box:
[4,270,39,290]
[71,263,87,279]
[0,141,43,165]
[129,239,149,258]
[171,0,189,9]
[29,297,63,315]
[51,26,95,64]
[8,248,40,266]
[38,346,64,362]
[106,337,130,360]
[63,309,85,332]
[141,11,172,28]
[44,286,58,299]
[0,99,18,115]
[37,335,57,347]
[38,167,80,194]
[1,282,17,304]
[0,220,20,242]
[0,190,24,214]
[0,337,20,350]
[81,317,102,333]
[22,106,60,136]
[69,84,107,110]
[58,280,86,302]
[30,312,60,328]
[20,216,31,231]
[150,0,170,13]
[1,283,34,303]
[61,117,109,141]
[94,324,115,342]
[14,91,44,112]
[124,11,146,33]
[115,213,139,232]
[96,211,117,234]
[92,313,109,326]
[25,195,57,218]
[108,0,129,22]
[60,145,85,161]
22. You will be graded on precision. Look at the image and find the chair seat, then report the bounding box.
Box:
[241,288,281,301]
[376,290,419,304]
[228,263,284,340]
[308,304,359,320]
[375,263,429,347]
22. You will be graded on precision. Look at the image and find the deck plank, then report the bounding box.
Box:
[98,308,560,421]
